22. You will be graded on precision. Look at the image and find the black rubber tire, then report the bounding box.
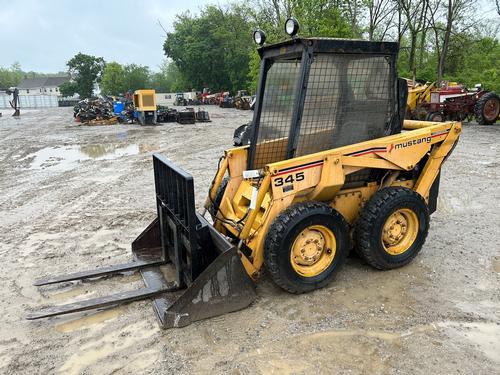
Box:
[355,187,429,270]
[474,92,500,125]
[233,122,253,146]
[208,177,228,220]
[264,202,350,294]
[426,112,444,122]
[233,123,248,146]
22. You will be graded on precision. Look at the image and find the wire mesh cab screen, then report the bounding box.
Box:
[295,54,391,157]
[253,58,301,169]
[250,43,394,170]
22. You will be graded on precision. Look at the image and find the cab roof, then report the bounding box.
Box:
[257,37,399,59]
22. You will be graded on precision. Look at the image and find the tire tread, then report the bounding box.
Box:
[265,201,349,293]
[355,187,429,270]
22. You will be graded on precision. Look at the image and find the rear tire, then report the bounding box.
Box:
[355,187,429,270]
[475,92,500,125]
[426,112,444,122]
[264,202,350,294]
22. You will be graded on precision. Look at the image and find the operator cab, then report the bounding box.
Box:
[235,19,407,170]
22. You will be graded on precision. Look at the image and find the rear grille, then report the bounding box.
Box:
[142,94,155,107]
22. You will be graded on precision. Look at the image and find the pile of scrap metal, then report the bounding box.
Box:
[74,97,118,125]
[195,108,210,122]
[174,93,204,106]
[156,105,178,122]
[203,90,255,110]
[233,90,252,110]
[113,100,135,123]
[156,106,210,124]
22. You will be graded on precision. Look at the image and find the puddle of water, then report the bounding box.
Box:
[55,307,125,333]
[492,257,500,273]
[301,324,437,344]
[48,286,92,302]
[438,321,500,364]
[59,320,158,374]
[24,144,142,171]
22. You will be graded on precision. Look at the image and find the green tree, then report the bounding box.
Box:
[66,53,105,98]
[122,64,150,91]
[59,81,78,97]
[101,61,125,95]
[164,5,253,92]
[0,62,23,88]
[445,35,500,92]
[150,60,188,93]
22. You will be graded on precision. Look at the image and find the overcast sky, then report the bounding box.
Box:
[0,0,215,73]
[1,0,497,73]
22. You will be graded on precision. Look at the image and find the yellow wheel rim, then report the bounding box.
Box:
[290,225,336,277]
[382,208,419,255]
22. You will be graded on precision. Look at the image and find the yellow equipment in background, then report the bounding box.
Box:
[133,89,157,125]
[406,81,435,119]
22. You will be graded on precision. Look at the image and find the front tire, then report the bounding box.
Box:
[264,202,350,294]
[355,187,429,270]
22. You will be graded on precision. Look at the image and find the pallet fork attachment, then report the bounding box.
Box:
[28,154,256,328]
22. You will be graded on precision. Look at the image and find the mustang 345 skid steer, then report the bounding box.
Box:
[29,19,461,328]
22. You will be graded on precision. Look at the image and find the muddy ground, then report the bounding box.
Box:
[0,107,499,374]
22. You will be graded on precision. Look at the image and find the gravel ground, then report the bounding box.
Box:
[0,107,499,374]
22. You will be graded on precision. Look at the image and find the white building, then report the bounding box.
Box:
[17,76,69,96]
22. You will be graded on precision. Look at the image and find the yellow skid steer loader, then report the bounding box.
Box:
[29,20,461,328]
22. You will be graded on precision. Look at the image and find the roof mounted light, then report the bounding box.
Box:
[285,18,300,37]
[253,30,266,46]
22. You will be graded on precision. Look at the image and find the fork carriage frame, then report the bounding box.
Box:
[207,119,461,278]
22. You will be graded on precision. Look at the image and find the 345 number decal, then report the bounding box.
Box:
[274,172,304,187]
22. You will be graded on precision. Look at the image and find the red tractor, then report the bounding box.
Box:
[428,84,499,124]
[409,82,499,125]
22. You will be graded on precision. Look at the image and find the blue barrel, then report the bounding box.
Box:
[113,101,124,114]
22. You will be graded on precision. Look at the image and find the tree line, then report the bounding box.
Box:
[58,53,173,98]
[164,0,499,92]
[0,63,67,89]
[1,1,498,99]
[0,54,173,99]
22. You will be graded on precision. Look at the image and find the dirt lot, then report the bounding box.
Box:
[0,107,499,374]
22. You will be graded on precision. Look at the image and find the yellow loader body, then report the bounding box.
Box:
[209,120,461,278]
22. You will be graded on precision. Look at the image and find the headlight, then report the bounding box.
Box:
[253,30,266,46]
[285,18,300,37]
